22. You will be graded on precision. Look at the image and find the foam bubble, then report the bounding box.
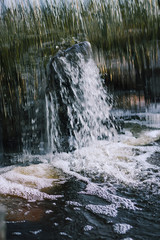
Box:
[0,164,64,201]
[60,232,72,238]
[30,230,42,235]
[0,128,159,225]
[12,232,22,236]
[0,176,62,201]
[65,217,73,221]
[123,130,160,146]
[86,204,118,217]
[81,183,138,211]
[113,223,133,234]
[84,225,93,231]
[121,238,134,240]
[45,210,53,214]
[50,128,160,194]
[66,201,82,207]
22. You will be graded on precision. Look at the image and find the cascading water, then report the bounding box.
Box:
[45,41,116,153]
[0,41,160,240]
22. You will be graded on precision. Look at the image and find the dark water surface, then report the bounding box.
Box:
[5,165,160,240]
[2,114,160,240]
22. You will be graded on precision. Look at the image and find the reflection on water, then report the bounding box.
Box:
[112,90,160,129]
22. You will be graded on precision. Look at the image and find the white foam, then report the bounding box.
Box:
[3,170,54,189]
[0,175,62,200]
[113,223,133,234]
[65,217,73,221]
[66,201,82,207]
[45,210,53,214]
[81,183,138,210]
[0,128,159,220]
[121,238,134,240]
[123,129,160,146]
[12,232,22,236]
[84,225,93,231]
[0,164,64,201]
[74,207,81,211]
[45,128,160,216]
[59,232,71,238]
[30,230,42,235]
[86,204,118,217]
[51,136,159,190]
[145,130,160,138]
[54,223,59,226]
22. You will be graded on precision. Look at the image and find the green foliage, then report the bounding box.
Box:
[0,0,159,50]
[0,0,160,117]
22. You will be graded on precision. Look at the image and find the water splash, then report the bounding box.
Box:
[45,41,116,153]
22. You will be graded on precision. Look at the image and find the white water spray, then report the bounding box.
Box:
[45,42,117,153]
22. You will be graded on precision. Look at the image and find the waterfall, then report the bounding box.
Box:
[45,42,117,153]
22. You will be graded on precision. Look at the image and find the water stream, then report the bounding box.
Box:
[0,0,160,239]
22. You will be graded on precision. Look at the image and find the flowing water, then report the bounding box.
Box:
[0,0,160,240]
